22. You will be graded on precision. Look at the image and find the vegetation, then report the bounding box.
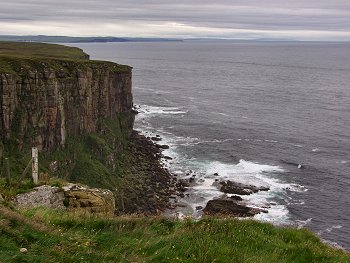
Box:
[0,206,349,263]
[0,42,130,74]
[0,41,89,60]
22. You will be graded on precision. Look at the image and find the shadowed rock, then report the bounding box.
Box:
[203,198,265,217]
[220,180,269,195]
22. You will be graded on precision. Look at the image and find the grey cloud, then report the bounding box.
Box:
[0,0,350,40]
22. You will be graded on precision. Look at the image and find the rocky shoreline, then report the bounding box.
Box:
[113,130,178,215]
[135,130,272,219]
[8,130,272,219]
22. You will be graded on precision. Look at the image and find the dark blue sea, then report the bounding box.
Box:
[68,41,350,250]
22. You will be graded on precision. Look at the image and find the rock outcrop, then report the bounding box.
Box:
[63,184,115,215]
[13,184,115,215]
[0,60,133,151]
[13,185,65,209]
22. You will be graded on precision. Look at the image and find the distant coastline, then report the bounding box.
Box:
[0,35,182,43]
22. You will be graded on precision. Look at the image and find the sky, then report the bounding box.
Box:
[1,0,350,41]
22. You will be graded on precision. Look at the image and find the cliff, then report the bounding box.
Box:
[0,47,133,151]
[0,42,173,214]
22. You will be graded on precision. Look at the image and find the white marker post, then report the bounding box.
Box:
[32,147,38,184]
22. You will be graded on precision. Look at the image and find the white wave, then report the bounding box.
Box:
[137,104,187,117]
[134,107,301,225]
[265,139,279,143]
[312,148,320,152]
[295,218,312,229]
[318,225,343,234]
[175,159,296,224]
[133,86,156,92]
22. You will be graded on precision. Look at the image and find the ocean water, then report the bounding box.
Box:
[68,41,350,250]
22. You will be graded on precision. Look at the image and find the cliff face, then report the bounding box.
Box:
[0,61,133,151]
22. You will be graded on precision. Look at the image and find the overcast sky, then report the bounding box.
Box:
[1,0,350,41]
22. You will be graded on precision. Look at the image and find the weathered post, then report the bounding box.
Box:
[5,158,10,185]
[32,147,38,184]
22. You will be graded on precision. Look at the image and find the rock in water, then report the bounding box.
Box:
[203,199,264,217]
[220,180,269,195]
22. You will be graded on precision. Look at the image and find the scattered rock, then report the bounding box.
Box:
[163,155,173,160]
[20,248,28,254]
[230,195,243,201]
[220,181,269,195]
[214,172,219,176]
[196,206,203,210]
[156,144,170,150]
[203,198,264,217]
[151,136,162,141]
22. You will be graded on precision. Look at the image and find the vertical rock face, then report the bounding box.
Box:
[0,62,133,151]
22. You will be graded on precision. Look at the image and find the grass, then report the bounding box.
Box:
[0,41,89,60]
[0,206,349,262]
[0,41,131,74]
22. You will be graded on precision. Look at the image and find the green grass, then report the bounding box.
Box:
[0,206,349,263]
[0,41,131,74]
[0,41,89,60]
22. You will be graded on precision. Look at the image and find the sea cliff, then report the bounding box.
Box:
[0,60,133,151]
[0,42,173,214]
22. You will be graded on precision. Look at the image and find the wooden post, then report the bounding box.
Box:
[32,147,38,184]
[5,158,10,185]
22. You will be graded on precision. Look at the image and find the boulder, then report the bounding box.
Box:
[220,181,269,195]
[63,184,115,215]
[13,184,115,215]
[203,198,264,217]
[13,185,65,209]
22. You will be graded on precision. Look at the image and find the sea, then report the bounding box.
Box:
[67,41,350,250]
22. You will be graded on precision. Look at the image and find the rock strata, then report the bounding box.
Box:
[13,184,115,215]
[63,184,115,215]
[0,61,133,151]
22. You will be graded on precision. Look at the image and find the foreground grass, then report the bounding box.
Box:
[0,206,349,263]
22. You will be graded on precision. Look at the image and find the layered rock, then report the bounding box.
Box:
[13,184,115,215]
[63,184,115,215]
[0,60,133,151]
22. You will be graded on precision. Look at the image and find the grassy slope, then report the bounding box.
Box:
[0,206,349,263]
[0,41,89,60]
[0,41,130,74]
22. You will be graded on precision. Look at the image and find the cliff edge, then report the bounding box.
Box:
[0,42,173,214]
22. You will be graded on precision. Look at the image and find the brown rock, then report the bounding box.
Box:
[63,184,115,215]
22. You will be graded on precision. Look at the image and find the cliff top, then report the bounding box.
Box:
[0,41,89,60]
[0,41,131,74]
